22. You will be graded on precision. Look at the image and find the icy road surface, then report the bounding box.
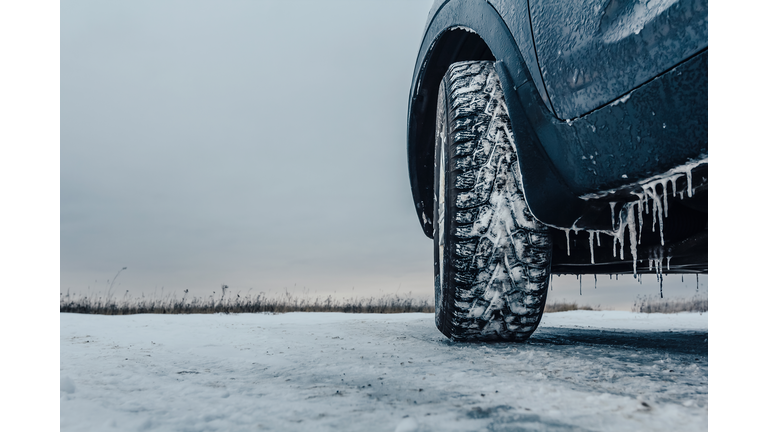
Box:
[60,311,707,431]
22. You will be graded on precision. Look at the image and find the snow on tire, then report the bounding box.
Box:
[433,61,553,342]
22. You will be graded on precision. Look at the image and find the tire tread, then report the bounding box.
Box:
[435,61,552,342]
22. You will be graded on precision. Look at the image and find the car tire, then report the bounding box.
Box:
[433,61,553,342]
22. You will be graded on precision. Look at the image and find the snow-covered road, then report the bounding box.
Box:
[60,311,707,431]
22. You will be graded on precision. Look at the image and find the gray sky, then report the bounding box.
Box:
[60,0,706,308]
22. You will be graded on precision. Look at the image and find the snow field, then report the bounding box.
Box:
[61,311,707,431]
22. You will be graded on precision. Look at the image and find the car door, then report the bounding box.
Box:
[528,0,707,120]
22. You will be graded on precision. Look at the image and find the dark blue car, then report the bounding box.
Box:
[406,0,707,341]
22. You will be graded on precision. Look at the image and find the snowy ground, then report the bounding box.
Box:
[60,311,707,431]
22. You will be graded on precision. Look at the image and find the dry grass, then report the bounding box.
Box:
[632,294,708,313]
[544,300,600,313]
[59,288,707,316]
[59,287,435,315]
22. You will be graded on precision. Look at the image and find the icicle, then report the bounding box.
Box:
[696,274,699,292]
[564,229,571,256]
[645,183,665,246]
[627,204,638,275]
[671,175,677,197]
[588,231,595,264]
[610,202,617,229]
[681,275,684,283]
[666,256,671,271]
[636,200,643,245]
[686,166,693,197]
[615,204,634,261]
[618,225,625,260]
[596,231,601,247]
[658,200,665,247]
[659,272,664,298]
[650,189,657,232]
[579,274,582,295]
[662,180,669,218]
[594,274,597,289]
[644,189,650,214]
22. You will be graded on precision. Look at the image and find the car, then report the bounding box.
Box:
[406,0,707,341]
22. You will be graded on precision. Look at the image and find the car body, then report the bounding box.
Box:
[407,0,707,275]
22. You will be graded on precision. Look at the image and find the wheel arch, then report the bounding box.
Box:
[407,0,588,239]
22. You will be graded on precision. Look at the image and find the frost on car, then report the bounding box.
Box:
[406,0,707,341]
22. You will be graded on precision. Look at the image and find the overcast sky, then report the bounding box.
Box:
[60,0,706,309]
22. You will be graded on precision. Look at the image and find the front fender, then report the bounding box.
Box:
[407,0,586,237]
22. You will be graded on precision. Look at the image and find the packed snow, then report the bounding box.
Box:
[60,311,707,431]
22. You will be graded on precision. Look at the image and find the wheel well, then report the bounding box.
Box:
[410,29,495,238]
